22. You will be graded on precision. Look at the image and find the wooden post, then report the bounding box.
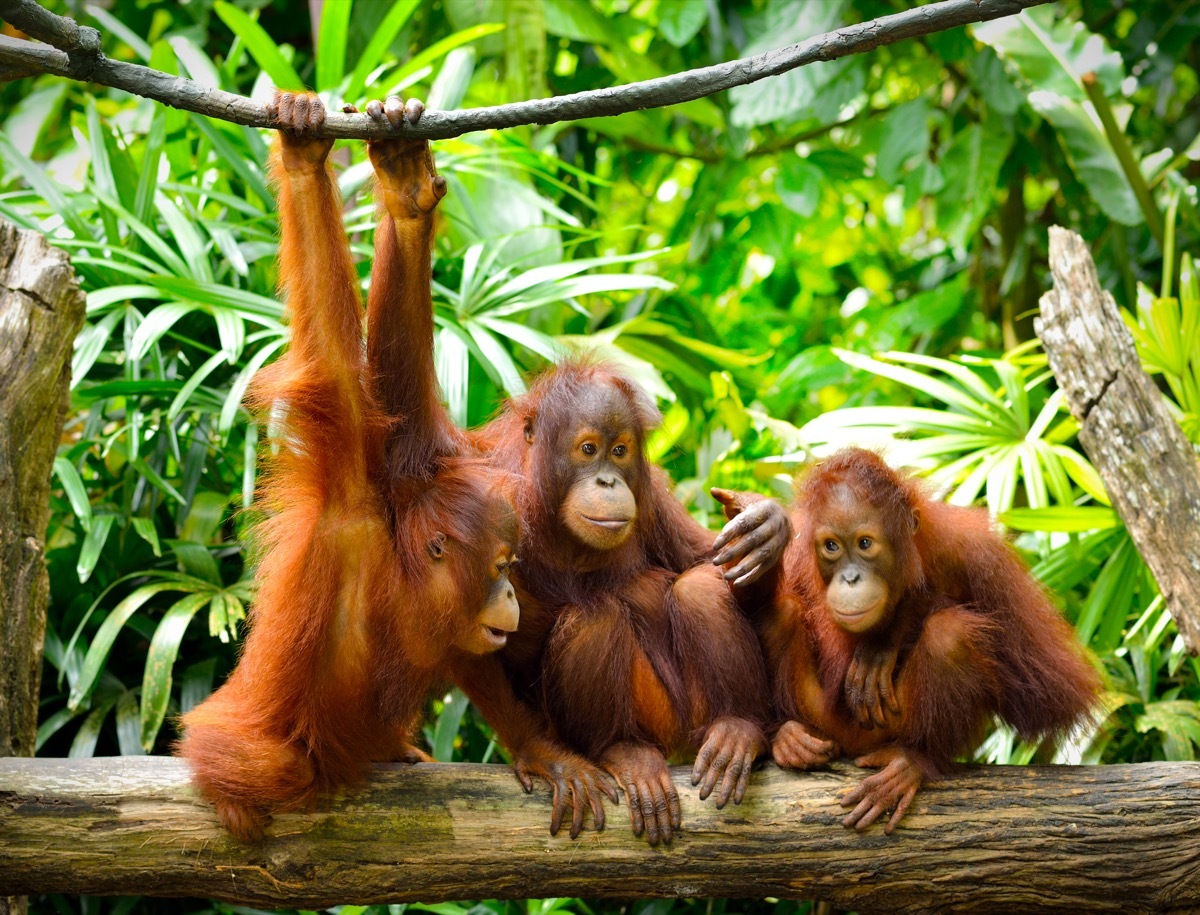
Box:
[1037,226,1200,652]
[0,220,84,915]
[1,757,1199,913]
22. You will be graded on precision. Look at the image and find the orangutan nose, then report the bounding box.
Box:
[841,567,863,586]
[596,473,617,488]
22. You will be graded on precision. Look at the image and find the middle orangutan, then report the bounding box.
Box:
[365,97,789,845]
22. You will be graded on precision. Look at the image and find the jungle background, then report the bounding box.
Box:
[1,0,1198,912]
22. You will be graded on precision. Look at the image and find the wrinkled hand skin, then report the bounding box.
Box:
[710,489,791,587]
[512,741,619,839]
[839,746,923,835]
[771,719,840,770]
[364,96,447,219]
[845,639,902,730]
[603,741,681,847]
[269,91,332,170]
[691,716,764,808]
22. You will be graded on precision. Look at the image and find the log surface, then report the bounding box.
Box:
[1037,226,1200,652]
[1,756,1199,913]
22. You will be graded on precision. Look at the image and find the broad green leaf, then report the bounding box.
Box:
[316,0,351,91]
[187,114,273,208]
[130,303,200,361]
[86,4,152,59]
[213,1,304,90]
[155,192,214,282]
[431,689,470,761]
[463,322,526,395]
[76,513,115,583]
[378,24,506,97]
[0,130,93,241]
[148,275,283,323]
[835,349,1016,430]
[544,0,618,43]
[69,697,116,759]
[974,6,1124,102]
[345,0,422,101]
[1029,91,1141,226]
[427,47,477,112]
[1053,445,1110,505]
[131,517,162,557]
[1076,535,1138,648]
[85,101,121,243]
[220,339,287,433]
[36,707,80,753]
[127,455,186,505]
[180,658,218,714]
[69,581,187,709]
[777,156,823,217]
[877,99,929,184]
[1000,506,1120,532]
[658,0,707,47]
[435,324,472,426]
[141,592,211,751]
[2,81,67,158]
[169,540,223,585]
[54,457,93,532]
[936,117,1013,249]
[116,691,145,756]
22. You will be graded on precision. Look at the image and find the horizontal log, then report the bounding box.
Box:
[1,757,1199,912]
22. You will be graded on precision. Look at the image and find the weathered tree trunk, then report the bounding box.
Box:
[0,220,84,915]
[1,757,1199,913]
[1037,226,1200,652]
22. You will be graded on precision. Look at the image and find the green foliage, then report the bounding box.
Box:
[4,0,1200,910]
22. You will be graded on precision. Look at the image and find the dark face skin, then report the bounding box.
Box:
[812,484,900,634]
[445,495,521,654]
[545,385,641,551]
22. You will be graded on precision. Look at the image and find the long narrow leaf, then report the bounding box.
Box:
[141,592,212,750]
[213,1,304,89]
[316,0,351,92]
[345,0,421,101]
[54,457,93,532]
[68,581,187,709]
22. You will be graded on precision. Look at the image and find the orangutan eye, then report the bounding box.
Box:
[581,442,597,456]
[612,444,627,458]
[823,539,839,554]
[858,537,873,551]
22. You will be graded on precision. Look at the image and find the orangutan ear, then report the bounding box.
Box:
[427,531,447,560]
[523,416,535,444]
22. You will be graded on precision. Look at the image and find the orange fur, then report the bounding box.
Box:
[177,110,516,841]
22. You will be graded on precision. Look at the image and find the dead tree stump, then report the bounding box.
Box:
[1037,226,1200,652]
[0,219,85,915]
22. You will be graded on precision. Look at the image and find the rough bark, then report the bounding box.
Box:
[1,757,1199,913]
[1037,226,1200,652]
[0,221,84,915]
[0,0,1050,140]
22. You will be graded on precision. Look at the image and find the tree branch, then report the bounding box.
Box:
[1037,227,1200,653]
[0,0,1050,140]
[2,757,1199,912]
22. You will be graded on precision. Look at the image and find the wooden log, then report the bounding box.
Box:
[1,757,1199,912]
[1037,226,1200,653]
[0,220,84,915]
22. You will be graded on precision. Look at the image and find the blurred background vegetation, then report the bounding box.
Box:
[2,0,1199,911]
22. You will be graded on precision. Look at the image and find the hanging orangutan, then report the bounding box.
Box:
[178,92,521,841]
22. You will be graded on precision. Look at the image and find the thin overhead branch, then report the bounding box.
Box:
[3,757,1200,913]
[0,0,1050,140]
